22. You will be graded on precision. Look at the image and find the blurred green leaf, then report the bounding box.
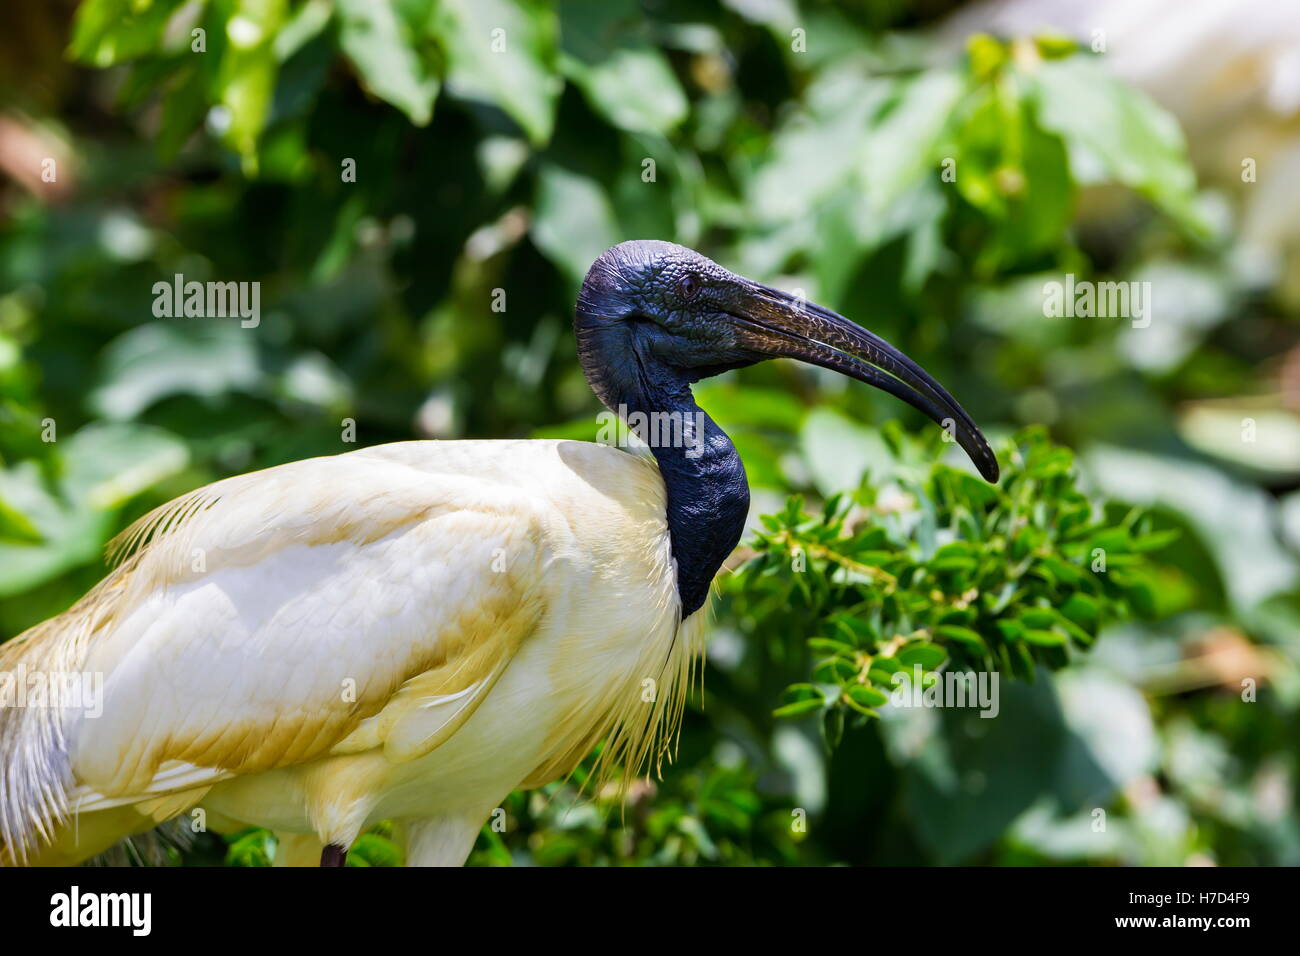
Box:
[337,0,438,125]
[91,322,262,421]
[1030,56,1208,236]
[439,0,559,144]
[0,496,42,545]
[68,0,186,67]
[215,0,290,167]
[531,164,620,285]
[559,0,687,134]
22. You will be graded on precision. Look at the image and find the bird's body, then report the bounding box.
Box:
[2,439,702,865]
[1,240,996,866]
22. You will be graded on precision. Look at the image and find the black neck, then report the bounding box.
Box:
[576,323,749,618]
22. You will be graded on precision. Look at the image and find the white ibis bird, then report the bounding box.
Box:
[0,240,997,867]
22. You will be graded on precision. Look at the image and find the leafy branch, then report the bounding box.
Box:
[730,427,1185,740]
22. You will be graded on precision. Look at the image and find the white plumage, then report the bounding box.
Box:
[0,439,702,866]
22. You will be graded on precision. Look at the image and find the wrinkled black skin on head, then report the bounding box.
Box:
[575,240,759,618]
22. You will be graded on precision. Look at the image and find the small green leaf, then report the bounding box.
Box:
[773,683,827,719]
[1131,528,1180,552]
[773,698,827,719]
[812,656,857,684]
[1059,593,1100,633]
[843,685,888,717]
[847,684,889,708]
[934,624,989,654]
[1018,608,1057,630]
[898,641,947,669]
[807,637,855,656]
[868,658,904,686]
[1022,628,1067,647]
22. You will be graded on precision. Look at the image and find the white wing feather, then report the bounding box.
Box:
[60,446,548,805]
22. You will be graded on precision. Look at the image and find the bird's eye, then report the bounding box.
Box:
[677,274,699,300]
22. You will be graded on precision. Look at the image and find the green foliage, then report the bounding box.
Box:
[224,827,276,867]
[0,424,188,601]
[735,428,1185,740]
[345,828,404,867]
[467,763,801,867]
[220,761,800,867]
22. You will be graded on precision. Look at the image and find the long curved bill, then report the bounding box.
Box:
[726,281,999,483]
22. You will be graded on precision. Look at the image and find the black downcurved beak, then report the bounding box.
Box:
[726,281,999,483]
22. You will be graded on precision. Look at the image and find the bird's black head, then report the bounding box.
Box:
[575,240,998,483]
